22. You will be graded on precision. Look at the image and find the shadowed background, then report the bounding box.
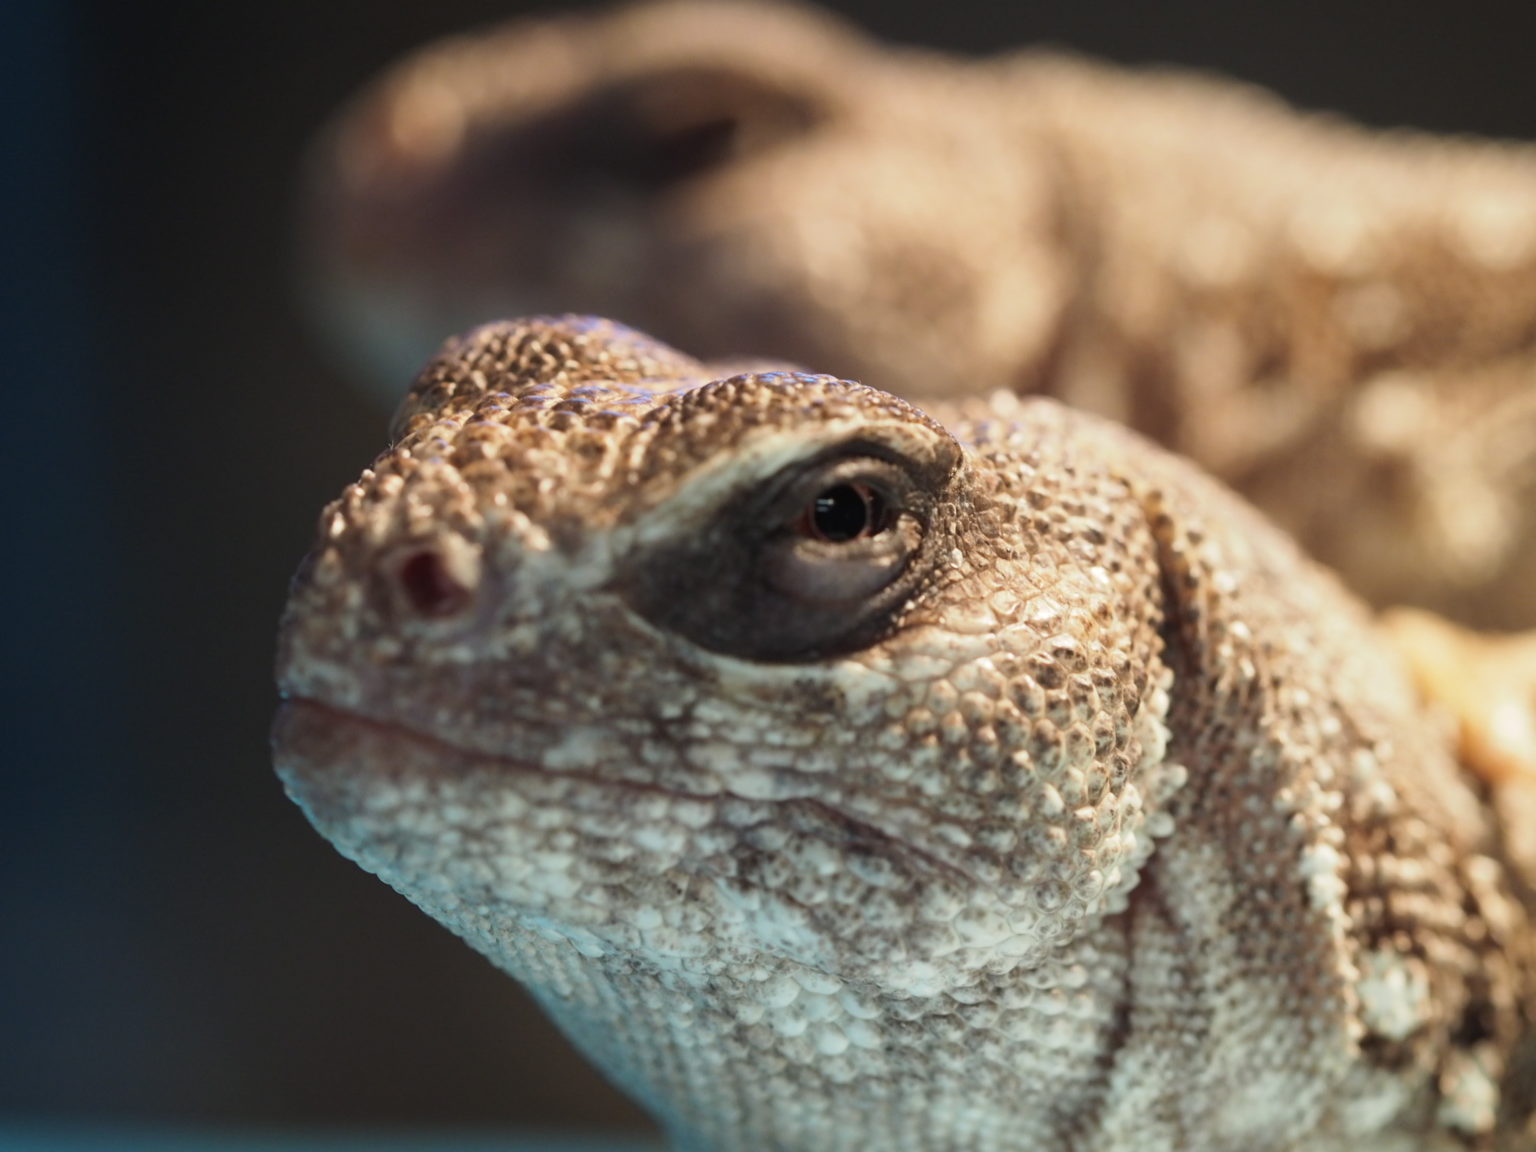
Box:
[3,0,1533,1139]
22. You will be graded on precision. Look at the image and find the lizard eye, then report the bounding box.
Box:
[761,460,921,605]
[796,482,890,543]
[621,431,958,664]
[563,66,826,194]
[632,115,738,187]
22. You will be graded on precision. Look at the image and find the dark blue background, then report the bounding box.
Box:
[3,0,1532,1138]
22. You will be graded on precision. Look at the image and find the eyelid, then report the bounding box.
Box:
[767,456,914,531]
[761,531,913,601]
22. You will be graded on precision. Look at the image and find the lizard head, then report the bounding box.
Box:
[275,317,1181,1010]
[302,0,1070,403]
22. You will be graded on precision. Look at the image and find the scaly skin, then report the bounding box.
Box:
[301,0,1536,627]
[274,317,1533,1152]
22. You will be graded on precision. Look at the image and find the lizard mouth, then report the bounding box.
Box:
[273,698,980,891]
[272,696,721,809]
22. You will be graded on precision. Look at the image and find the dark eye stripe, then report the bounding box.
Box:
[621,439,955,663]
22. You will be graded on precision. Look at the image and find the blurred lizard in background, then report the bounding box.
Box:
[299,0,1536,627]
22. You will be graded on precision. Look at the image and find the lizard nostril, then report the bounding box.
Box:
[397,547,471,617]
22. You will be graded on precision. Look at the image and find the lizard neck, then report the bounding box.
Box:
[475,919,1133,1152]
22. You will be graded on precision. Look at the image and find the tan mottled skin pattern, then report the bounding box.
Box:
[274,317,1534,1151]
[301,0,1536,627]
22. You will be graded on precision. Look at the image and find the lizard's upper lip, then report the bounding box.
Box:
[276,696,523,773]
[271,695,722,802]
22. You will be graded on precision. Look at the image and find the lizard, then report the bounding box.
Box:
[299,0,1536,628]
[273,315,1536,1152]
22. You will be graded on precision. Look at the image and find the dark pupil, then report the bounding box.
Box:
[811,484,878,542]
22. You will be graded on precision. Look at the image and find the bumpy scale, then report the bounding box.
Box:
[303,0,1536,626]
[274,317,1534,1152]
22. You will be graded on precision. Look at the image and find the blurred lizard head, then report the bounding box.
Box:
[301,0,1071,404]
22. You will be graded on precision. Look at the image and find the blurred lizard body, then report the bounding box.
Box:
[303,0,1536,625]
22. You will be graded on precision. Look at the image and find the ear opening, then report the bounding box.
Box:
[1137,484,1204,705]
[1128,469,1289,802]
